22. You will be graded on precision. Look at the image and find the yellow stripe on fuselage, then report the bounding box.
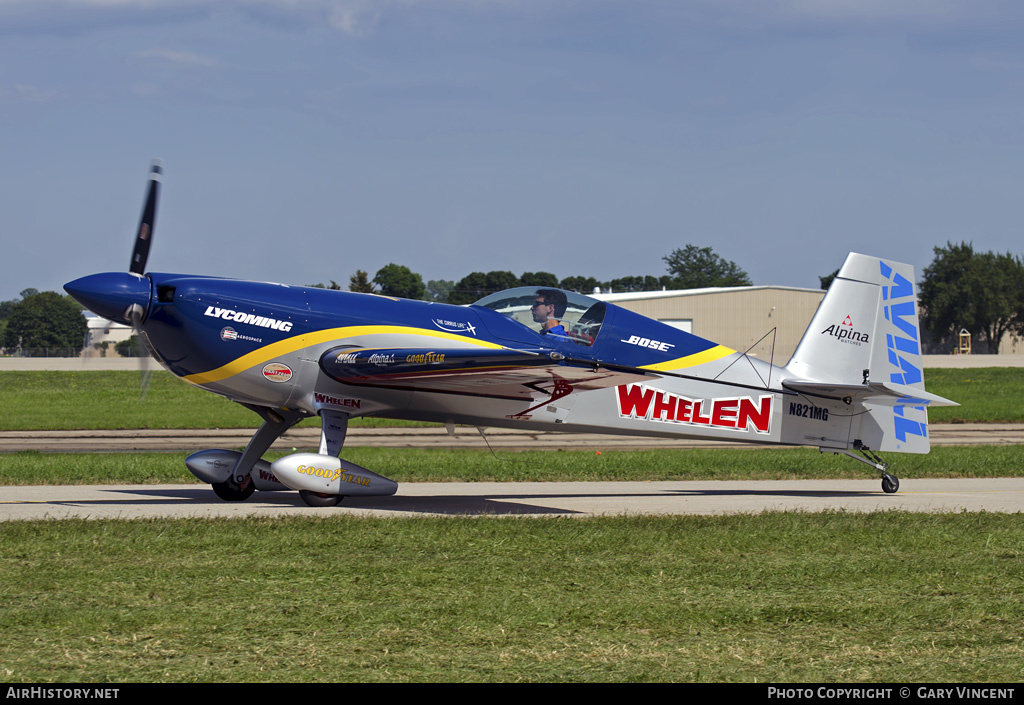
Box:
[639,344,734,372]
[181,325,506,386]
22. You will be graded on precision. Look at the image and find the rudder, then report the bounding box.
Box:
[784,253,953,454]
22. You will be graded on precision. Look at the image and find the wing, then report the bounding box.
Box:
[318,346,652,402]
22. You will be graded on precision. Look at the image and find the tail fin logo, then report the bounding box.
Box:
[821,317,870,346]
[880,259,927,443]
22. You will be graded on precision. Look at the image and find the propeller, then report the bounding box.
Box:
[129,160,162,398]
[129,160,162,275]
[64,159,165,398]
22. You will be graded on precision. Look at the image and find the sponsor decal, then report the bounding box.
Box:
[258,468,282,484]
[313,392,362,409]
[204,306,293,332]
[405,352,445,364]
[295,464,371,487]
[367,353,395,367]
[432,318,477,336]
[220,326,262,344]
[620,335,675,352]
[788,402,829,422]
[334,352,360,364]
[262,363,293,383]
[880,260,926,442]
[616,384,773,434]
[821,315,869,346]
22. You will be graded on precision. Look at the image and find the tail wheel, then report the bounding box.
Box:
[881,473,900,494]
[299,490,344,507]
[212,477,256,502]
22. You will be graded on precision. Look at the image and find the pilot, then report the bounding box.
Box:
[532,289,569,338]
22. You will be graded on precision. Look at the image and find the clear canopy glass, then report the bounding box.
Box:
[472,286,607,346]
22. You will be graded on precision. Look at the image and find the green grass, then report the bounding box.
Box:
[1,445,1022,486]
[924,368,1024,423]
[0,371,424,430]
[1,513,1021,682]
[2,370,1022,683]
[1,368,1022,430]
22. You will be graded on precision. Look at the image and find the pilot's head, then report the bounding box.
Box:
[532,289,567,324]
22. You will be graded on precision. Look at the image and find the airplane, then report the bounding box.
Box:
[64,162,957,506]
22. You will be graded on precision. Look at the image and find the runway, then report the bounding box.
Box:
[2,424,1022,521]
[2,478,1022,521]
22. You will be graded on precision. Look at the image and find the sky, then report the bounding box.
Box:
[3,0,1024,302]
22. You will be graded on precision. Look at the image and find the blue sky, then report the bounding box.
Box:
[3,0,1024,302]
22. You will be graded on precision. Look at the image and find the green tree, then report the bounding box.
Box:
[920,242,1024,353]
[606,275,671,292]
[373,263,426,300]
[426,279,454,303]
[3,291,89,356]
[559,275,600,293]
[819,268,840,290]
[0,297,18,346]
[520,271,559,288]
[349,270,374,293]
[663,245,751,289]
[115,334,148,358]
[449,271,521,305]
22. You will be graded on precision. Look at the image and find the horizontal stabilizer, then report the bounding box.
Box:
[783,379,958,408]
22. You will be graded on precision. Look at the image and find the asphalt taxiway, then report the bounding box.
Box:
[1,478,1022,520]
[2,423,1022,521]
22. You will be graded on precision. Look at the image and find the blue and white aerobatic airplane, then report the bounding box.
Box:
[65,163,957,506]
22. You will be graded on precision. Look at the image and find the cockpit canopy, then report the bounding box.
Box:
[472,287,607,346]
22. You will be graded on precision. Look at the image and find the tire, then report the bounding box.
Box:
[881,474,899,494]
[299,490,344,507]
[212,478,256,502]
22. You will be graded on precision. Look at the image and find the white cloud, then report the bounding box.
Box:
[136,48,218,67]
[0,84,59,104]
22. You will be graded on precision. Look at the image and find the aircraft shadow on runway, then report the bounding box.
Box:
[86,485,886,517]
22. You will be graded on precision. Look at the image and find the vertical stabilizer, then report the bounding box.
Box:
[785,253,936,453]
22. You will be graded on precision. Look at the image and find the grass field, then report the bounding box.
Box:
[1,513,1022,682]
[1,368,1022,430]
[2,444,1023,485]
[1,369,1022,683]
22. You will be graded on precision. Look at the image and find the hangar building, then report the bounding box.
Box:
[593,285,827,366]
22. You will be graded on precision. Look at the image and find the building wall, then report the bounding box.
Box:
[82,317,134,358]
[605,287,826,365]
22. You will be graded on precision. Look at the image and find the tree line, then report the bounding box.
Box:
[3,242,1021,356]
[919,242,1024,354]
[325,245,753,304]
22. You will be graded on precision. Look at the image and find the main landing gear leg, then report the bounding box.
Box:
[297,410,350,508]
[823,447,899,494]
[212,405,307,502]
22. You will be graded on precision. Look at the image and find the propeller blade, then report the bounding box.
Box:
[129,160,162,275]
[126,302,155,400]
